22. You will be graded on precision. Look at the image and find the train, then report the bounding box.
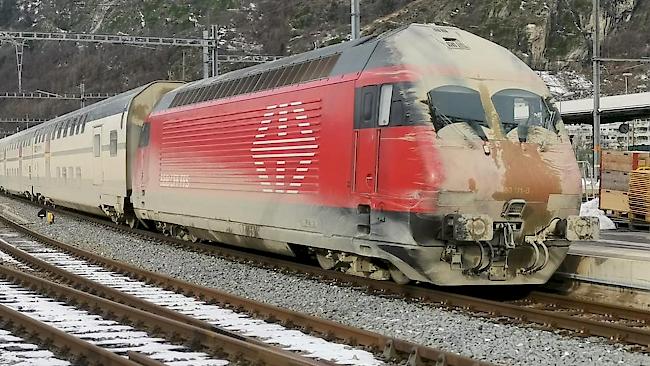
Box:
[0,24,599,286]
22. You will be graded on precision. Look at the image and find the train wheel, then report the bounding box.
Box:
[389,265,411,285]
[316,252,336,270]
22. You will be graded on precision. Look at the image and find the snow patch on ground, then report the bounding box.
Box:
[537,71,593,99]
[580,199,616,230]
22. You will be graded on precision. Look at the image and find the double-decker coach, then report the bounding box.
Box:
[0,81,182,223]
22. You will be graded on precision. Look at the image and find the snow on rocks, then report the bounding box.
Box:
[0,278,226,366]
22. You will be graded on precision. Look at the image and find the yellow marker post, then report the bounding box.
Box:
[46,212,54,224]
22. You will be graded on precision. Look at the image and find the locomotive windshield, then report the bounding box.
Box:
[423,85,562,142]
[427,86,489,141]
[491,89,560,142]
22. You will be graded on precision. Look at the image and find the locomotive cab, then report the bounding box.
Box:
[352,24,599,285]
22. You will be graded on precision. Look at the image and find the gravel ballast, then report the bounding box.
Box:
[0,195,647,366]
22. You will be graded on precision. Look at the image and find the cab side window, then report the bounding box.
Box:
[354,85,379,129]
[355,84,400,128]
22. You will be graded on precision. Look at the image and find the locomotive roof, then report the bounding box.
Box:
[185,34,383,90]
[153,25,415,111]
[154,23,546,113]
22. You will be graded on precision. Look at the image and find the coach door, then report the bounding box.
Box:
[93,126,103,185]
[353,85,394,234]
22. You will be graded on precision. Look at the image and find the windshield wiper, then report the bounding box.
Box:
[440,114,489,142]
[424,98,489,142]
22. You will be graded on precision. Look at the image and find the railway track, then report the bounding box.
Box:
[0,327,71,366]
[0,257,223,366]
[0,214,490,366]
[11,201,650,352]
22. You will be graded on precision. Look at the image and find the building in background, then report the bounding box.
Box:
[566,118,650,162]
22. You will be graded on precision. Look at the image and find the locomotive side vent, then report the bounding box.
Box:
[170,53,341,108]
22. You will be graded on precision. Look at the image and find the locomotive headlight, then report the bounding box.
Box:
[470,218,487,237]
[451,214,494,241]
[565,216,600,241]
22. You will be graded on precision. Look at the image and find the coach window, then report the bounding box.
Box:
[110,130,118,157]
[62,167,67,180]
[378,84,393,127]
[76,167,82,180]
[56,167,61,179]
[93,133,101,157]
[62,120,70,138]
[81,115,87,134]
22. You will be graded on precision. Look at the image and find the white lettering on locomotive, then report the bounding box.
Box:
[160,174,190,188]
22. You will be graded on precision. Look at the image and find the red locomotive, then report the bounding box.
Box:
[133,24,598,285]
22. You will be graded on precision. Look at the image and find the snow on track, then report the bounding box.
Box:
[0,328,70,366]
[0,230,383,366]
[0,265,227,366]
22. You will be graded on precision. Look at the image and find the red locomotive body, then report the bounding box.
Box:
[133,24,598,285]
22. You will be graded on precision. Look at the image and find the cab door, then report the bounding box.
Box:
[353,85,380,196]
[353,84,395,235]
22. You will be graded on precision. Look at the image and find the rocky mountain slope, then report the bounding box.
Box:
[0,0,648,122]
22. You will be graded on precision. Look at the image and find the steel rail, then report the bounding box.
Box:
[126,352,168,366]
[525,291,650,323]
[48,209,650,348]
[0,246,331,366]
[0,301,144,366]
[0,238,256,342]
[0,211,491,366]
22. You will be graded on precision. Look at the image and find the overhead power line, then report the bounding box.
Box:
[0,30,283,64]
[0,92,116,100]
[0,118,47,124]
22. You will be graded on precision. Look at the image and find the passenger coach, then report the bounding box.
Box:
[0,81,181,224]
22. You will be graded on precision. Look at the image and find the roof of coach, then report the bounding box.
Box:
[0,84,153,146]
